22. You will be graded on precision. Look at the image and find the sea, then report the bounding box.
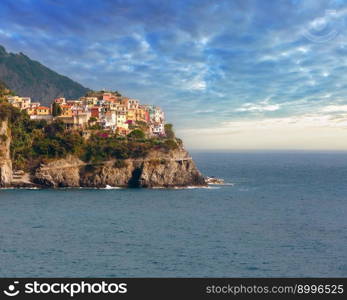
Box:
[0,151,346,277]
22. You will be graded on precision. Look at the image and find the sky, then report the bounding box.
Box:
[1,0,347,150]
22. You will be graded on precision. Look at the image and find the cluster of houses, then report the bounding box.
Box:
[7,92,166,136]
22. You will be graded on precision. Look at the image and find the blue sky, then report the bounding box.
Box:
[1,0,347,149]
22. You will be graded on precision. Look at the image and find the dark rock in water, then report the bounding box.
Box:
[205,176,224,184]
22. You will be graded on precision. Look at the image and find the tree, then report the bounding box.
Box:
[164,123,175,139]
[127,129,145,140]
[44,120,65,137]
[52,102,62,117]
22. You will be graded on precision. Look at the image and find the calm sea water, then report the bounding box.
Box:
[0,151,347,277]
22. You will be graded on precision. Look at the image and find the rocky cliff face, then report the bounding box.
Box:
[33,147,206,188]
[0,120,12,187]
[0,116,205,189]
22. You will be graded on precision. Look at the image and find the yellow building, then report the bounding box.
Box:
[26,103,40,116]
[7,96,31,110]
[135,107,148,122]
[127,109,136,122]
[60,104,73,117]
[36,106,51,115]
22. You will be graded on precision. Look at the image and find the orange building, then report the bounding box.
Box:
[60,104,73,117]
[36,106,51,115]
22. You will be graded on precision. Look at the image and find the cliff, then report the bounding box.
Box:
[0,101,206,189]
[33,147,206,188]
[0,120,12,187]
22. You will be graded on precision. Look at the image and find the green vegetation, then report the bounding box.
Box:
[0,134,7,142]
[127,129,145,140]
[164,123,175,139]
[113,159,128,168]
[85,90,122,99]
[0,102,180,171]
[0,103,84,170]
[0,45,90,105]
[82,133,151,163]
[32,121,84,159]
[0,80,14,102]
[52,102,62,116]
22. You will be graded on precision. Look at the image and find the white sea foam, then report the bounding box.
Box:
[104,185,123,190]
[208,182,234,186]
[173,185,220,190]
[0,187,40,190]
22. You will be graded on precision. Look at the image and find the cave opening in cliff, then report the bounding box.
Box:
[128,167,143,188]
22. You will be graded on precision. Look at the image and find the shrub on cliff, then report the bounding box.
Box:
[164,124,175,139]
[32,130,84,159]
[0,102,20,121]
[44,120,65,137]
[82,131,153,162]
[0,134,7,142]
[0,106,85,168]
[163,139,179,151]
[82,133,130,162]
[0,103,35,169]
[113,159,127,168]
[127,129,145,140]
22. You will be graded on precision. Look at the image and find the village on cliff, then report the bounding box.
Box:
[6,91,166,136]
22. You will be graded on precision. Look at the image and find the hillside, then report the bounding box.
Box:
[0,45,90,105]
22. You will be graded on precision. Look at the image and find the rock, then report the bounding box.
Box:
[1,119,206,189]
[0,120,12,187]
[205,176,224,184]
[11,171,39,188]
[33,147,207,188]
[33,156,83,187]
[140,157,205,188]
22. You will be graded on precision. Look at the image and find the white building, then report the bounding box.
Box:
[7,96,31,110]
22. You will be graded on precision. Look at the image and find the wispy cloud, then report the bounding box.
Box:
[234,100,281,112]
[1,0,347,148]
[179,112,347,149]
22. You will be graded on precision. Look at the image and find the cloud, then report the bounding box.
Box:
[179,112,347,149]
[1,0,347,149]
[320,104,347,112]
[234,101,281,112]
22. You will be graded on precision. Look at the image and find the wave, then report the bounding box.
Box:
[172,186,221,190]
[104,185,123,190]
[0,187,40,190]
[1,184,232,190]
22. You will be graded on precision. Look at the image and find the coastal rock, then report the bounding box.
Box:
[33,156,83,187]
[1,117,206,189]
[140,158,205,188]
[33,147,206,188]
[205,176,225,184]
[0,120,12,187]
[79,160,135,187]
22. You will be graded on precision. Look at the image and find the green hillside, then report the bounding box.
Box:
[0,45,90,105]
